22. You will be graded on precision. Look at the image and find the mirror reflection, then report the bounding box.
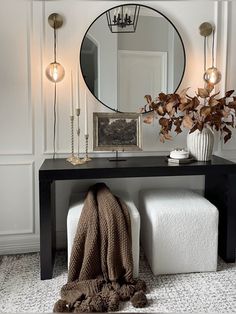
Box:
[80,4,186,112]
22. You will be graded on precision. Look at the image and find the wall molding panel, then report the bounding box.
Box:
[0,0,235,255]
[216,1,236,156]
[0,1,33,156]
[0,162,35,236]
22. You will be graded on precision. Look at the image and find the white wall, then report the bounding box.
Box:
[0,0,235,253]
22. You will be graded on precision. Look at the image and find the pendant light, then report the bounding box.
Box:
[203,67,222,85]
[45,13,65,159]
[45,13,65,83]
[199,22,221,86]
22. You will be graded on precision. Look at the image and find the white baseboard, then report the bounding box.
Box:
[0,231,67,255]
[0,234,40,255]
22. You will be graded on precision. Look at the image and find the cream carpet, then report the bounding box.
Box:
[0,251,235,313]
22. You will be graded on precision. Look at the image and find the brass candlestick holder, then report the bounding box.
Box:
[67,113,85,165]
[67,115,77,164]
[83,134,92,162]
[74,108,85,164]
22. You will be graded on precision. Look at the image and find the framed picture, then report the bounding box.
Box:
[93,112,142,151]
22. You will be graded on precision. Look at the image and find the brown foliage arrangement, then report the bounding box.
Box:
[141,84,236,143]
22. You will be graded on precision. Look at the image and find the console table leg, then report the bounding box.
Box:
[39,180,56,279]
[205,174,236,262]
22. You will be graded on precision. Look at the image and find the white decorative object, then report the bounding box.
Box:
[76,66,80,109]
[139,189,218,275]
[67,191,140,278]
[170,149,189,159]
[187,127,214,161]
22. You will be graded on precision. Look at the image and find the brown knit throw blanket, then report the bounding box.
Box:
[53,183,147,313]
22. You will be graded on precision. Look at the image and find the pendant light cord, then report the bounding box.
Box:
[203,35,207,104]
[53,17,57,159]
[212,28,215,67]
[53,82,57,159]
[53,18,57,63]
[204,36,206,72]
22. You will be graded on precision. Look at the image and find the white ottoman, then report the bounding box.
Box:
[67,191,140,278]
[139,189,219,275]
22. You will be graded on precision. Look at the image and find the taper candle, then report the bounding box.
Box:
[76,66,80,109]
[70,70,74,116]
[85,89,88,135]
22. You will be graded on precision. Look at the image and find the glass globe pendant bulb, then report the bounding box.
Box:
[203,66,222,85]
[45,62,65,83]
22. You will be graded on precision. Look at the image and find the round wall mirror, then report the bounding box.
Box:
[80,4,186,112]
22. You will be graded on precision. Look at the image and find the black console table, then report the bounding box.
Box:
[39,155,236,280]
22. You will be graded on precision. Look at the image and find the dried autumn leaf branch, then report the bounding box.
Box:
[141,85,236,143]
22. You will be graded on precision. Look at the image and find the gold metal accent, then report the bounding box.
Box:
[69,156,86,165]
[48,13,63,29]
[67,115,86,166]
[67,115,76,164]
[75,108,85,164]
[199,22,213,37]
[83,134,92,162]
[76,108,80,116]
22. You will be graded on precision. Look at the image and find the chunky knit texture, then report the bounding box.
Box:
[53,183,147,312]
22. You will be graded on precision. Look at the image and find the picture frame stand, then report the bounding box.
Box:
[109,150,126,162]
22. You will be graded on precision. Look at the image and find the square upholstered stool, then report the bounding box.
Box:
[67,191,140,278]
[139,189,219,275]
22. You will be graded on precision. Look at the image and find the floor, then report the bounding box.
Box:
[0,251,235,313]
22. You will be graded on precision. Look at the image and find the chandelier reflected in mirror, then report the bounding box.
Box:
[106,5,140,33]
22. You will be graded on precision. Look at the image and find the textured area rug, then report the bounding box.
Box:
[0,252,235,313]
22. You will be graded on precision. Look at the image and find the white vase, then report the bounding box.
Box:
[187,127,214,161]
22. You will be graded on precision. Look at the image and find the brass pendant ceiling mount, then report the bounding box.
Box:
[199,22,213,37]
[48,13,63,29]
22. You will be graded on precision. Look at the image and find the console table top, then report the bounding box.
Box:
[39,155,236,181]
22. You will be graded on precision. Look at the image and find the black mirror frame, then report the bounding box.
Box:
[80,3,186,113]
